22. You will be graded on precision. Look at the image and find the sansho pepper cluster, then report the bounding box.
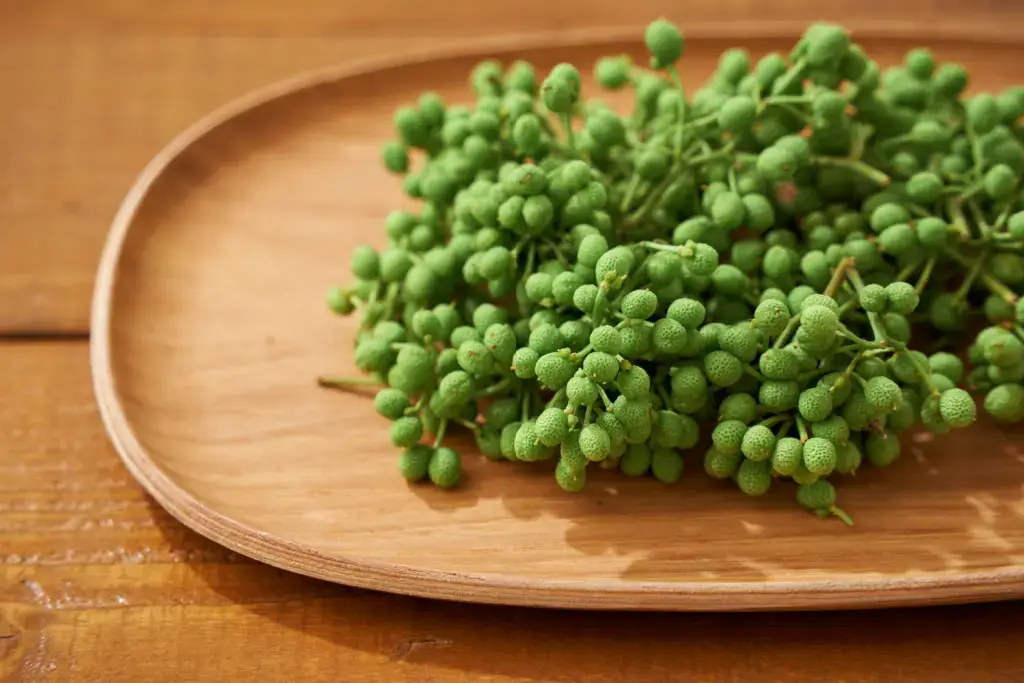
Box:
[320,20,1024,523]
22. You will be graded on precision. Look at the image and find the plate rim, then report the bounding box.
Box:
[90,24,1024,611]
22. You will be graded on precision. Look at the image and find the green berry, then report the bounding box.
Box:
[651,447,685,484]
[428,447,462,488]
[803,437,837,475]
[772,437,803,476]
[712,419,747,455]
[535,408,570,446]
[704,446,742,479]
[985,383,1024,422]
[621,289,658,319]
[616,366,651,400]
[759,348,799,381]
[866,431,900,467]
[399,445,433,482]
[740,424,775,462]
[798,387,834,422]
[719,393,758,423]
[645,19,684,68]
[621,443,652,476]
[535,352,577,390]
[390,417,424,448]
[759,380,800,412]
[374,388,411,420]
[667,298,707,329]
[705,350,744,387]
[583,351,620,384]
[938,388,976,428]
[736,459,772,496]
[928,352,964,384]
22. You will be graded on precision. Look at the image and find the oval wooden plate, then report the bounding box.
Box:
[92,27,1024,611]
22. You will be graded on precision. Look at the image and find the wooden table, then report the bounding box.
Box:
[4,2,1024,681]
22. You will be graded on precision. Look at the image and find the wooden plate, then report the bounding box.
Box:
[92,27,1024,611]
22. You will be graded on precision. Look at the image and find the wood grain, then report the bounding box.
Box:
[7,1,1024,334]
[4,341,1024,682]
[87,34,1024,611]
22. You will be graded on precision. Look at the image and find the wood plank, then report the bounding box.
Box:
[2,341,1024,681]
[5,2,1024,333]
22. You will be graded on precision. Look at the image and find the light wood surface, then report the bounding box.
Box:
[7,1,1024,679]
[5,340,1024,682]
[90,33,1024,611]
[5,1,1024,335]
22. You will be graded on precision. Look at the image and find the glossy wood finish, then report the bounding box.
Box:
[5,344,1024,680]
[90,33,1024,611]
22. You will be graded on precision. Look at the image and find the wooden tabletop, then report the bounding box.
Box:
[4,2,1024,681]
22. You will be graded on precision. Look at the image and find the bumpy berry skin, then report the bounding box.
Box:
[712,419,748,455]
[797,479,837,512]
[802,437,837,476]
[667,298,707,328]
[399,445,433,482]
[864,376,903,413]
[374,388,411,421]
[938,388,977,428]
[719,393,758,423]
[736,459,772,496]
[555,459,587,492]
[772,437,803,476]
[810,415,850,447]
[759,381,800,412]
[621,289,659,319]
[428,447,462,488]
[705,350,744,387]
[579,423,612,461]
[753,299,790,335]
[704,446,742,479]
[740,424,776,462]
[798,387,834,422]
[866,431,901,467]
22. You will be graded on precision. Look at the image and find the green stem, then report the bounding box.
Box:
[592,288,610,326]
[597,385,615,411]
[546,387,567,409]
[620,172,642,213]
[796,415,810,443]
[317,376,381,389]
[772,314,802,349]
[432,418,448,449]
[952,252,986,304]
[945,248,1019,304]
[668,65,687,159]
[562,113,576,150]
[583,403,594,426]
[967,198,991,241]
[521,392,532,423]
[455,417,481,434]
[744,364,767,382]
[815,157,890,186]
[896,258,925,283]
[946,198,972,240]
[914,254,937,295]
[759,414,789,429]
[824,256,855,299]
[900,349,941,397]
[769,58,807,98]
[477,377,513,399]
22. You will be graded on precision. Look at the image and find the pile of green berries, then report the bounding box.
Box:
[321,19,1024,524]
